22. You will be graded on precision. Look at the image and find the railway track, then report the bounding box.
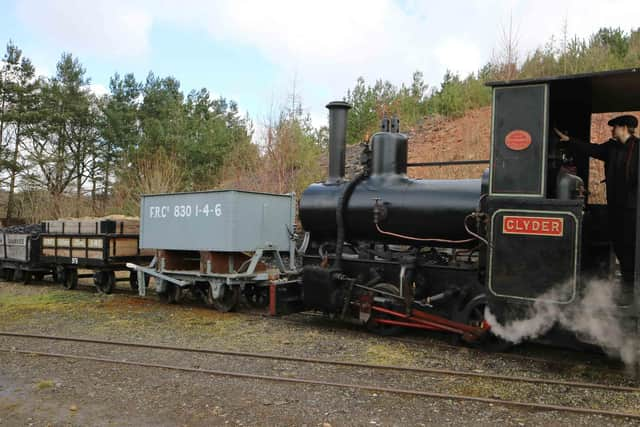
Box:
[254,311,630,376]
[1,331,639,421]
[0,277,630,377]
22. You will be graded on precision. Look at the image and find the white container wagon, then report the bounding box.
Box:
[128,190,303,313]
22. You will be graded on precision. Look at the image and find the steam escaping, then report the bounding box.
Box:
[485,279,639,367]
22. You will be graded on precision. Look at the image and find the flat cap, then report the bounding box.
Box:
[607,114,638,128]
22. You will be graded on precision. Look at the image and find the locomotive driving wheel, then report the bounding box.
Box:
[366,283,404,336]
[453,294,511,352]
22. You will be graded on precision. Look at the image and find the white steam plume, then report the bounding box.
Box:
[485,279,638,367]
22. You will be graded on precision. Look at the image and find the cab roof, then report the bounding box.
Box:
[486,68,640,113]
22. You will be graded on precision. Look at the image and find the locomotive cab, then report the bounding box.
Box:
[485,68,640,347]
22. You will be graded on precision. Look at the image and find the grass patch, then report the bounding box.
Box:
[35,380,54,390]
[0,283,258,342]
[0,289,96,317]
[365,342,416,365]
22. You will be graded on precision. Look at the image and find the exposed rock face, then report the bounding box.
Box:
[317,142,365,181]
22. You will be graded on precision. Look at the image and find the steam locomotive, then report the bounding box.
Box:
[298,68,640,350]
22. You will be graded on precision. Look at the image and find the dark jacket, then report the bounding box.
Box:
[569,135,639,209]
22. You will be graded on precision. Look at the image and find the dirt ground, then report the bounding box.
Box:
[0,279,639,427]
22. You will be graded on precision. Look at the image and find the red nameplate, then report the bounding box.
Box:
[502,215,564,237]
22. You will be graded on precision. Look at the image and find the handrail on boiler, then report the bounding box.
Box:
[406,160,490,167]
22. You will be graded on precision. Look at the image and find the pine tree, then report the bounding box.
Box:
[98,72,142,209]
[0,41,38,219]
[23,53,96,217]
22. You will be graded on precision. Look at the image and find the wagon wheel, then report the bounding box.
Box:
[94,271,115,294]
[206,284,240,312]
[54,266,66,284]
[452,294,511,352]
[366,283,404,336]
[13,268,24,283]
[62,269,78,290]
[243,285,269,308]
[158,282,182,304]
[22,270,32,285]
[3,268,15,282]
[129,271,150,291]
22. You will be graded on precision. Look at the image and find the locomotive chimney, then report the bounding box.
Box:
[326,101,351,184]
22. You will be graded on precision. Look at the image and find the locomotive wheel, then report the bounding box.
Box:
[94,271,116,294]
[4,268,15,282]
[34,272,46,281]
[243,285,269,308]
[366,283,404,336]
[13,268,24,283]
[206,284,240,312]
[62,269,78,290]
[129,271,150,291]
[452,294,511,352]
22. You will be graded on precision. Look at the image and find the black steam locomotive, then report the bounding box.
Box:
[298,68,640,350]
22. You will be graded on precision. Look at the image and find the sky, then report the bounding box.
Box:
[1,0,639,128]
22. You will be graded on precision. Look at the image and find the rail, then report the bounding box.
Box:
[2,332,640,421]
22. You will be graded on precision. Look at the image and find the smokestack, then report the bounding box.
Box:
[326,101,351,184]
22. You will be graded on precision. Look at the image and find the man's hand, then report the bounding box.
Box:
[554,128,570,142]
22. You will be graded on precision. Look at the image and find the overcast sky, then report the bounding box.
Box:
[1,0,638,127]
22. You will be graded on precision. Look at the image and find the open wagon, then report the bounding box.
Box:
[39,219,153,293]
[0,225,52,283]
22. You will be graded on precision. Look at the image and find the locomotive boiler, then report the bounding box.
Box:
[299,102,493,343]
[300,103,483,245]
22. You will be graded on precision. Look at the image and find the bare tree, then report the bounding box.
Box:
[491,13,520,80]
